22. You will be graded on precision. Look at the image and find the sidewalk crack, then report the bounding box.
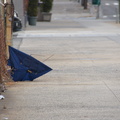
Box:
[103,81,120,103]
[43,54,54,62]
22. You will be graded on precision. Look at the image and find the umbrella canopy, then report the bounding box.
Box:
[8,46,52,81]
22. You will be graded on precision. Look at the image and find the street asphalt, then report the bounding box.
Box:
[1,0,120,120]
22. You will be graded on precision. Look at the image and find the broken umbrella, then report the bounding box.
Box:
[8,46,52,81]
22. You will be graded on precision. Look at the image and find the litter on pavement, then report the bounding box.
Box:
[0,95,5,100]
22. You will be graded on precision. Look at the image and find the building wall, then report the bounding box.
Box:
[24,0,29,11]
[12,0,25,29]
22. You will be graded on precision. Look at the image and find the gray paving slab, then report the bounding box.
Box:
[1,0,120,120]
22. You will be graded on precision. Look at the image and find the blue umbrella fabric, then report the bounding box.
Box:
[8,46,52,81]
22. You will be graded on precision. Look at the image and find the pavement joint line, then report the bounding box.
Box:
[16,33,118,38]
[31,83,103,86]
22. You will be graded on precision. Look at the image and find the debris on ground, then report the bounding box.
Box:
[0,95,5,100]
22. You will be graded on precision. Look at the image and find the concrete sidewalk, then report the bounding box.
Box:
[1,0,120,120]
